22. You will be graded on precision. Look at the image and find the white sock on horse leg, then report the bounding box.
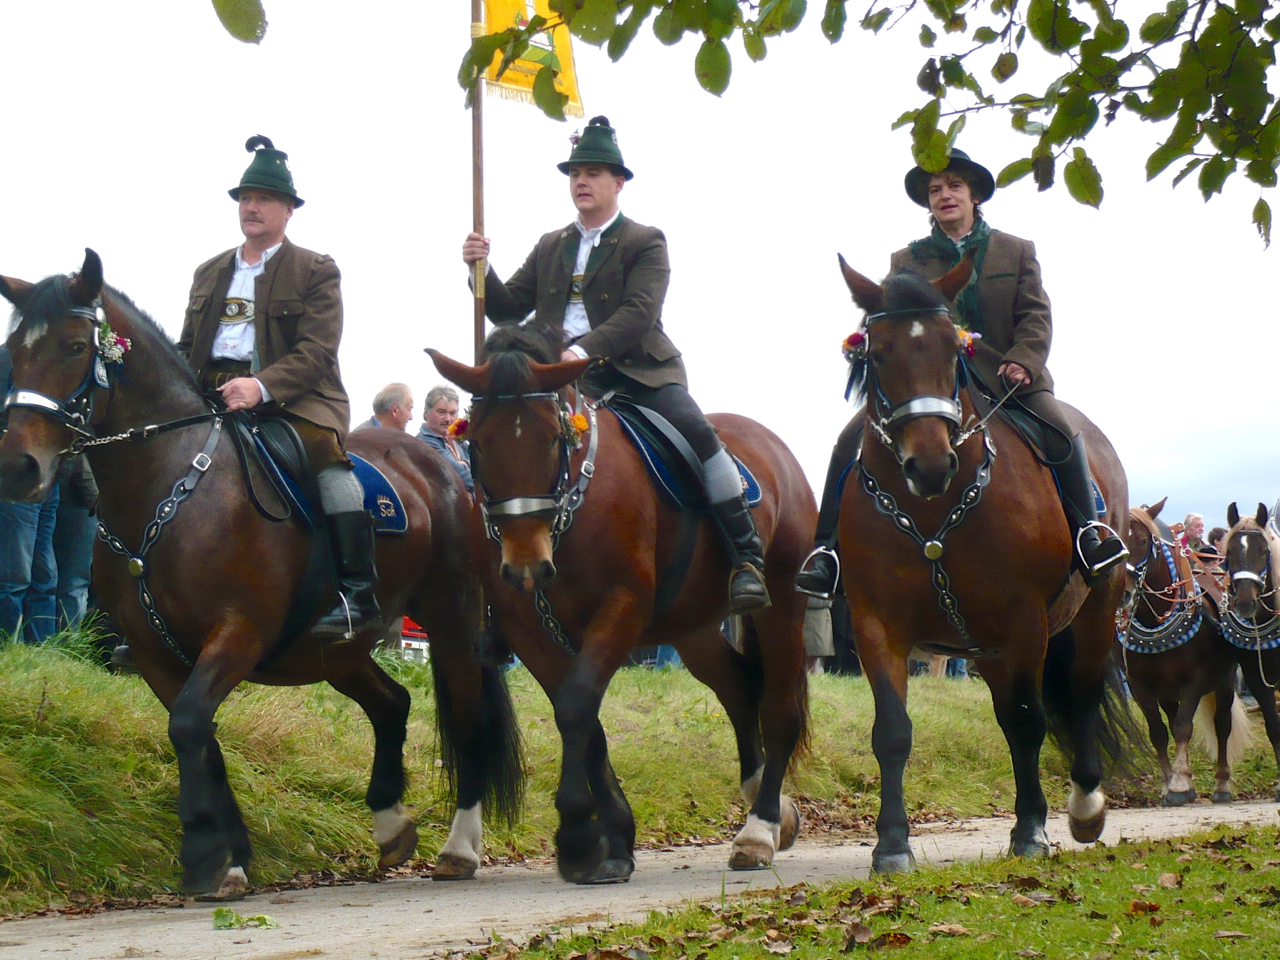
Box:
[703,448,741,504]
[318,464,364,513]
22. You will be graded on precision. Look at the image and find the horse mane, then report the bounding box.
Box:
[846,270,953,404]
[1226,515,1280,581]
[102,285,199,389]
[481,321,565,398]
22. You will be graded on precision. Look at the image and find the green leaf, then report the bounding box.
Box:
[860,9,890,33]
[1063,147,1103,206]
[917,58,943,96]
[1254,197,1272,247]
[1033,153,1056,190]
[920,24,936,47]
[780,0,808,32]
[1092,16,1128,52]
[1170,157,1204,187]
[707,0,738,22]
[1197,155,1235,200]
[1026,0,1089,54]
[992,52,1018,82]
[743,25,767,61]
[212,907,240,929]
[566,0,618,46]
[940,56,965,86]
[1246,158,1278,187]
[212,0,266,44]
[822,0,848,42]
[945,115,966,150]
[653,7,683,45]
[997,157,1035,186]
[694,38,732,95]
[532,65,569,121]
[1139,0,1188,44]
[608,1,652,60]
[457,33,509,91]
[892,108,921,130]
[973,27,999,44]
[911,99,949,171]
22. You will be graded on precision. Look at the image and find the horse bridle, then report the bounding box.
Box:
[1119,524,1204,654]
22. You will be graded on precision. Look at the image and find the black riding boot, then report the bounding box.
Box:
[313,511,384,639]
[710,495,772,615]
[795,423,863,600]
[1054,433,1128,584]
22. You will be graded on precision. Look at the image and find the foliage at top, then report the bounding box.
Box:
[212,0,267,44]
[452,1,1280,244]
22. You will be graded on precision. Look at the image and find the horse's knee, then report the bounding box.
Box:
[553,678,603,734]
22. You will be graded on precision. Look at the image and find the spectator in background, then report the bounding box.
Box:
[0,343,60,644]
[355,382,414,432]
[1208,526,1228,557]
[53,454,98,629]
[1180,513,1207,555]
[417,385,473,492]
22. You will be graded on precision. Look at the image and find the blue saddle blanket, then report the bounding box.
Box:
[610,410,761,508]
[253,436,408,534]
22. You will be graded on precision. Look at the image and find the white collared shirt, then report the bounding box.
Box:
[211,242,281,402]
[563,209,621,356]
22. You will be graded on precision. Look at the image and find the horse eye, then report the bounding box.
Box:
[69,341,88,355]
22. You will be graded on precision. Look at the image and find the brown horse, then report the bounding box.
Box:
[428,322,813,884]
[1223,502,1280,801]
[1120,499,1248,805]
[834,260,1138,873]
[0,251,521,897]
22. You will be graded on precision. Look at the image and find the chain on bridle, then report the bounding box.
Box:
[1119,528,1204,654]
[1221,536,1280,659]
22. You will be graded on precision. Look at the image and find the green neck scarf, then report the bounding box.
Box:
[907,217,991,333]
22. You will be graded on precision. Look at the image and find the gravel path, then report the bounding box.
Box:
[2,801,1275,960]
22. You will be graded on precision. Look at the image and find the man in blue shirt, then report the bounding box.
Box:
[416,384,473,492]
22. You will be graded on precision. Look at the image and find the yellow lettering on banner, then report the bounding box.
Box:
[483,0,584,117]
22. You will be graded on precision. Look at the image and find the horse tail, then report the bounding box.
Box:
[430,656,525,827]
[1042,626,1147,778]
[740,613,813,768]
[1192,693,1253,765]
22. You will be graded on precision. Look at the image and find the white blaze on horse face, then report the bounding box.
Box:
[22,320,47,349]
[910,320,925,338]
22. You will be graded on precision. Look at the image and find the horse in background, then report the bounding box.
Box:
[1223,502,1280,801]
[833,258,1139,873]
[429,322,814,884]
[1120,499,1249,804]
[0,250,522,897]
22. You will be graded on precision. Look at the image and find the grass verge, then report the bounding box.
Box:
[1,634,1277,916]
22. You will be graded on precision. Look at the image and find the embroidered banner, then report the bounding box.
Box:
[483,0,584,117]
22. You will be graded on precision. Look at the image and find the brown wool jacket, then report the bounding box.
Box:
[483,215,686,389]
[178,238,352,442]
[890,228,1055,395]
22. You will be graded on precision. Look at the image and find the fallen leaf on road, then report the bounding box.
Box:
[866,932,913,950]
[1214,931,1250,940]
[1013,951,1043,958]
[928,924,970,936]
[1011,894,1037,907]
[1158,873,1181,889]
[1106,924,1123,944]
[1127,901,1159,915]
[844,922,873,950]
[764,941,793,955]
[1087,910,1108,920]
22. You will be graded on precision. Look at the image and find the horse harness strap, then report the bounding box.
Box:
[1222,553,1280,652]
[858,431,996,654]
[1121,538,1204,654]
[96,418,225,667]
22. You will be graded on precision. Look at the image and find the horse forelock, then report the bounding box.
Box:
[6,274,72,342]
[481,321,564,398]
[882,270,951,318]
[1227,516,1280,584]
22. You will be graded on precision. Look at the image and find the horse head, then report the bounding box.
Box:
[0,249,107,501]
[838,254,974,499]
[428,323,591,593]
[1225,501,1276,622]
[1123,498,1171,616]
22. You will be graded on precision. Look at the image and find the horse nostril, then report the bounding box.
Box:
[947,451,958,475]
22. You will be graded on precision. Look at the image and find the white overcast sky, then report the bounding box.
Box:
[2,1,1275,529]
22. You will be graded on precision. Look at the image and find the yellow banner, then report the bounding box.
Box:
[483,0,584,118]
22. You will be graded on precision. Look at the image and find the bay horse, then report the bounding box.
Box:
[834,259,1139,873]
[1120,498,1249,805]
[0,251,522,897]
[427,322,813,884]
[1222,502,1280,801]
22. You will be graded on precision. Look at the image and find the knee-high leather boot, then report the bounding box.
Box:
[1054,433,1128,584]
[313,511,384,638]
[795,424,864,599]
[710,494,772,615]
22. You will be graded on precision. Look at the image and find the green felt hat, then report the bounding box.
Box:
[557,115,634,180]
[229,135,304,207]
[904,148,994,207]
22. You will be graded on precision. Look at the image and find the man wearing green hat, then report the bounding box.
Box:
[461,115,769,614]
[176,135,382,639]
[794,148,1127,599]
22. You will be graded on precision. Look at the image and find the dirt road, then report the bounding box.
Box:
[2,801,1275,960]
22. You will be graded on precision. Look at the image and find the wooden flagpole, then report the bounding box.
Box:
[471,0,487,363]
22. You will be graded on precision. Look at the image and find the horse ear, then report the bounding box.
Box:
[934,254,975,302]
[1148,496,1167,520]
[1257,503,1268,527]
[837,255,884,313]
[69,248,104,307]
[528,357,593,392]
[1227,502,1240,528]
[425,349,490,396]
[0,274,33,305]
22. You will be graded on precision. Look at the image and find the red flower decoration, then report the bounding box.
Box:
[842,330,867,362]
[448,418,469,439]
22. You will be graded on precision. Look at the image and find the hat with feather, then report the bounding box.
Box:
[229,135,304,207]
[557,116,633,181]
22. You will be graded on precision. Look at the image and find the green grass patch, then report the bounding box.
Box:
[1,636,1277,917]
[483,825,1280,959]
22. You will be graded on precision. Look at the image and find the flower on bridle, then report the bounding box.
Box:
[98,321,131,365]
[448,417,469,439]
[571,412,589,433]
[841,329,867,362]
[956,328,981,358]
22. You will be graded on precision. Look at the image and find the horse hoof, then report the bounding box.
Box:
[1162,789,1197,807]
[583,858,634,884]
[871,851,916,875]
[1011,839,1050,859]
[1212,791,1233,805]
[378,820,418,870]
[729,840,775,871]
[193,866,249,902]
[432,852,479,881]
[1069,810,1106,844]
[778,796,801,851]
[557,835,609,885]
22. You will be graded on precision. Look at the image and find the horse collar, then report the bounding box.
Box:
[1222,553,1280,651]
[1121,539,1204,654]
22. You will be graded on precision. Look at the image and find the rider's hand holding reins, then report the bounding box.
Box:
[219,377,263,412]
[998,361,1030,387]
[462,233,490,265]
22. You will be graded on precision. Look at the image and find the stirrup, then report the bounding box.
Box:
[1077,521,1129,579]
[728,562,771,615]
[795,546,840,600]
